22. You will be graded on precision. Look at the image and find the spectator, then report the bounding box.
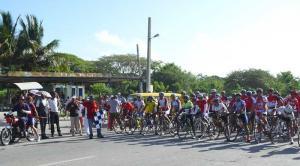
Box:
[48,91,62,137]
[66,96,82,136]
[83,96,104,139]
[36,94,50,139]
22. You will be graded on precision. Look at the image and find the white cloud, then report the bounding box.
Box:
[183,5,300,77]
[95,30,125,47]
[94,31,162,60]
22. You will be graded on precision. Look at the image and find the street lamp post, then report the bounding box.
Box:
[146,17,159,92]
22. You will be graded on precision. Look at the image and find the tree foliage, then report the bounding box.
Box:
[0,12,59,71]
[91,83,113,96]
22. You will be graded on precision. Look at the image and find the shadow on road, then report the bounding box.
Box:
[98,131,300,159]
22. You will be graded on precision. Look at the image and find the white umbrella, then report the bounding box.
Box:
[37,91,52,98]
[29,89,41,96]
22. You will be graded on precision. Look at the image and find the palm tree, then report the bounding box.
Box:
[19,15,59,71]
[0,12,20,70]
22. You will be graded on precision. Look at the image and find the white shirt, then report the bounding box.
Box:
[212,103,228,113]
[48,98,59,113]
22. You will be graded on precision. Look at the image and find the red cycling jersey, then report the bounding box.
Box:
[255,96,267,111]
[245,96,255,111]
[197,99,207,113]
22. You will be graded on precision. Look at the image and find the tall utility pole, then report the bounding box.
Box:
[136,44,143,92]
[146,17,152,92]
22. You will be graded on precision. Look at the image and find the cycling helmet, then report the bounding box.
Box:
[246,91,252,96]
[235,93,242,97]
[268,88,274,92]
[190,93,196,98]
[181,91,187,95]
[170,93,176,98]
[184,95,190,101]
[256,88,263,93]
[159,92,165,97]
[241,89,246,94]
[211,89,217,93]
[147,96,154,101]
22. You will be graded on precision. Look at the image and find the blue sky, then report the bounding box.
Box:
[1,0,300,77]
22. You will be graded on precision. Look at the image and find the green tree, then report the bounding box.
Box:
[91,83,113,96]
[276,71,300,95]
[224,69,276,94]
[0,12,20,70]
[18,15,59,71]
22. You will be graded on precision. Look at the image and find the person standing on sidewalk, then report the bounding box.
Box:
[83,96,104,139]
[36,94,50,139]
[66,97,82,136]
[27,96,40,142]
[48,91,62,137]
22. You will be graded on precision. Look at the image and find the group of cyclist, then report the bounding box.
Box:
[114,88,300,144]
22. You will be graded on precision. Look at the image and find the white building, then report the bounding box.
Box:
[53,84,85,99]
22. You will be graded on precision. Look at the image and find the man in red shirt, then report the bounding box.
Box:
[220,91,228,106]
[196,95,208,116]
[83,96,103,139]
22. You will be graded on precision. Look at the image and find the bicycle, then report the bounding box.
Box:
[156,109,174,136]
[176,112,196,139]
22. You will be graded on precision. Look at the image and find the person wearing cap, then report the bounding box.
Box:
[12,95,31,137]
[232,93,251,142]
[48,91,62,137]
[267,88,279,116]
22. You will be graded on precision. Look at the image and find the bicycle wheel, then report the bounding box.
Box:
[26,127,35,142]
[298,125,300,146]
[207,119,221,140]
[253,119,263,144]
[177,115,190,139]
[124,117,134,135]
[0,128,12,146]
[112,119,124,134]
[224,114,238,142]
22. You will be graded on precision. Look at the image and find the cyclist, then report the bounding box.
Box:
[267,88,278,116]
[170,93,181,116]
[196,94,208,118]
[157,92,170,135]
[180,95,196,138]
[221,91,229,106]
[281,90,298,144]
[134,95,145,117]
[232,93,250,142]
[157,92,169,112]
[180,91,187,105]
[211,98,229,125]
[255,88,269,132]
[245,91,256,131]
[208,89,218,112]
[144,96,157,133]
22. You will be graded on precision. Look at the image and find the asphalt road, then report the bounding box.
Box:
[0,113,300,166]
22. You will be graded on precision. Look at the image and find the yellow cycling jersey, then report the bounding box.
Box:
[144,101,156,113]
